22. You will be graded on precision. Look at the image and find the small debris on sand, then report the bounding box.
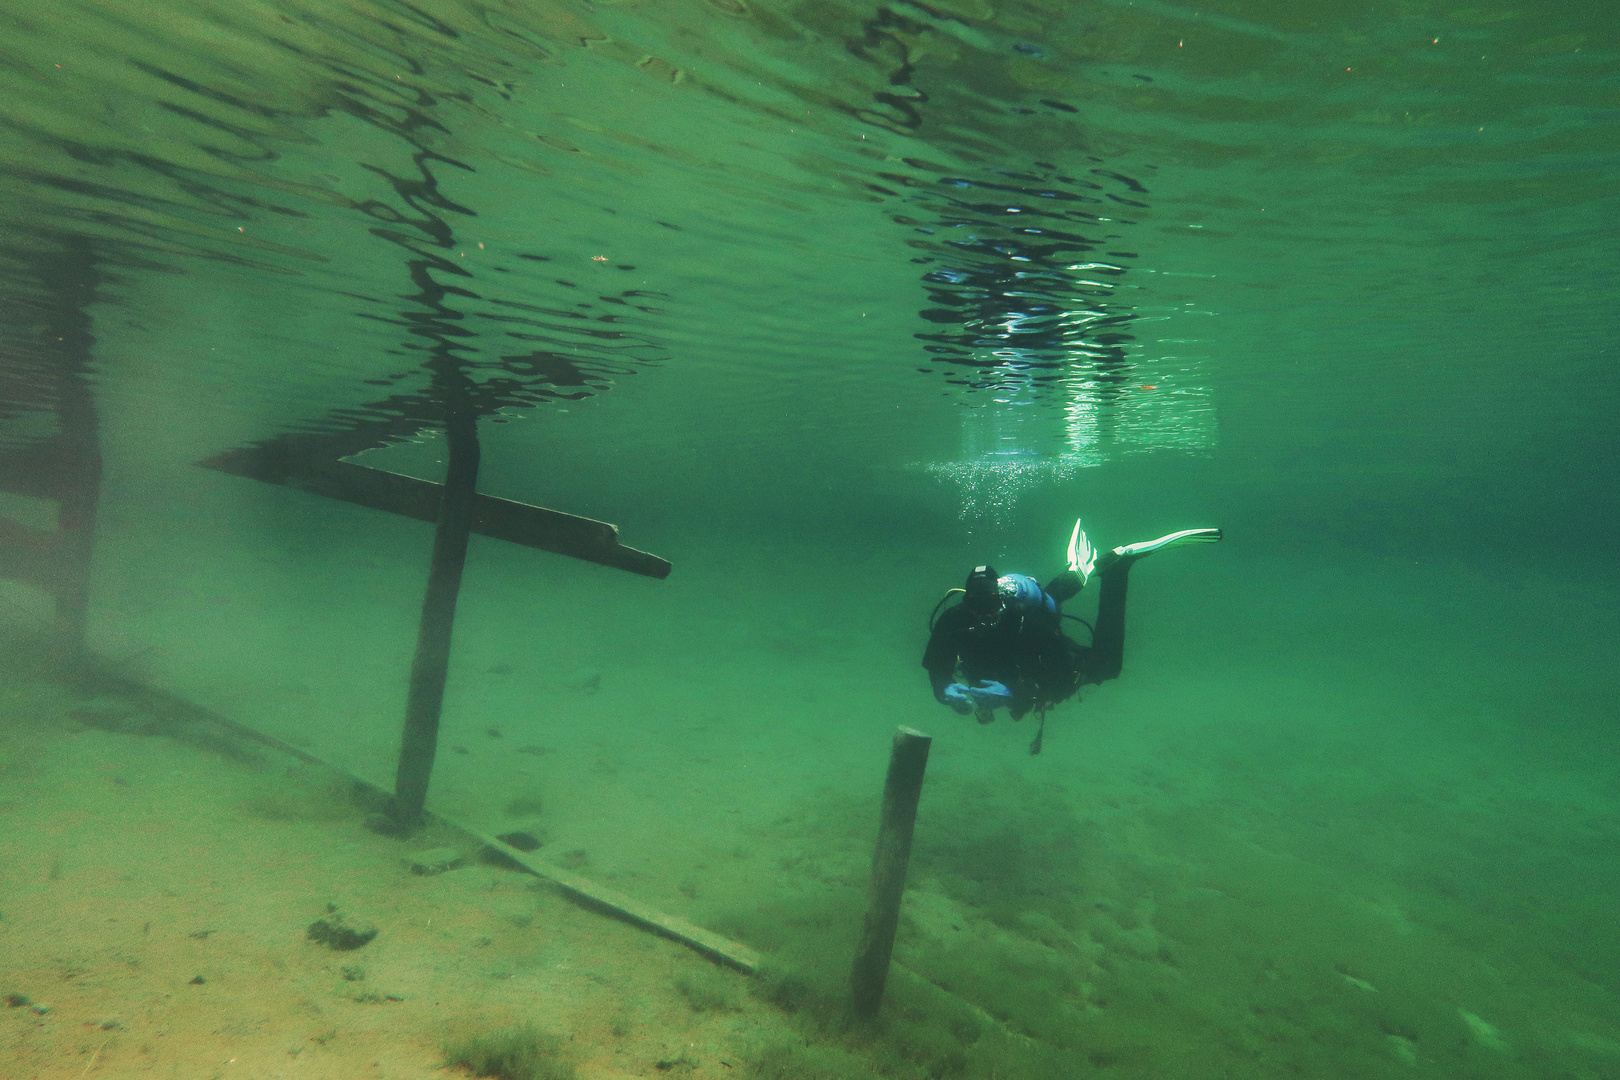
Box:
[306,907,379,951]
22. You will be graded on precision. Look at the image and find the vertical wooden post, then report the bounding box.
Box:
[851,725,932,1019]
[386,391,480,831]
[51,363,102,668]
[38,240,103,669]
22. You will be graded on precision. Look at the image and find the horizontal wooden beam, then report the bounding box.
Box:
[198,449,669,579]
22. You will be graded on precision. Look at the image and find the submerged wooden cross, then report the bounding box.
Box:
[196,400,669,834]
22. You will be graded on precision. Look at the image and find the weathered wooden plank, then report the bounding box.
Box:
[54,663,759,973]
[197,450,670,578]
[462,828,763,975]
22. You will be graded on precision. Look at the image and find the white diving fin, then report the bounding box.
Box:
[1112,527,1223,559]
[1066,518,1097,585]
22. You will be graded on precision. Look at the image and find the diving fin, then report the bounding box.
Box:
[1111,527,1223,560]
[1066,518,1097,585]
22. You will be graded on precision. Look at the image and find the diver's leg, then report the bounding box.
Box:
[1085,556,1130,684]
[1084,527,1221,685]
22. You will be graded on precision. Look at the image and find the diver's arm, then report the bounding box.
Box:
[922,610,967,700]
[922,638,959,700]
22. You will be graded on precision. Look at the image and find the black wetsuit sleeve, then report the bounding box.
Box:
[922,607,968,699]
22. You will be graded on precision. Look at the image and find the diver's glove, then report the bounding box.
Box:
[967,680,1013,707]
[939,683,975,715]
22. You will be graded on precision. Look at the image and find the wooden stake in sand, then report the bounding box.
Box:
[851,725,932,1018]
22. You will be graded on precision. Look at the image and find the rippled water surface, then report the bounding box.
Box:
[2,1,1617,1077]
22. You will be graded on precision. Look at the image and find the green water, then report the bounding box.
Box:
[1,0,1617,1077]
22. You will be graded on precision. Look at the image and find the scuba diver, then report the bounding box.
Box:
[923,520,1222,753]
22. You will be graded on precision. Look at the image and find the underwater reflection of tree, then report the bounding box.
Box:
[335,140,670,433]
[204,334,660,480]
[0,0,677,466]
[896,164,1146,408]
[842,4,934,132]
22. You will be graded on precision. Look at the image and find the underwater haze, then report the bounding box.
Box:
[1,0,1617,1077]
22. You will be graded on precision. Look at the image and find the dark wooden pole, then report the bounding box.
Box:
[51,359,102,667]
[851,725,932,1018]
[387,392,480,831]
[38,240,103,669]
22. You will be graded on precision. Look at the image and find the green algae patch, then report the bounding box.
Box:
[443,1024,575,1080]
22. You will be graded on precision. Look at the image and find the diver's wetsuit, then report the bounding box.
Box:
[922,556,1135,719]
